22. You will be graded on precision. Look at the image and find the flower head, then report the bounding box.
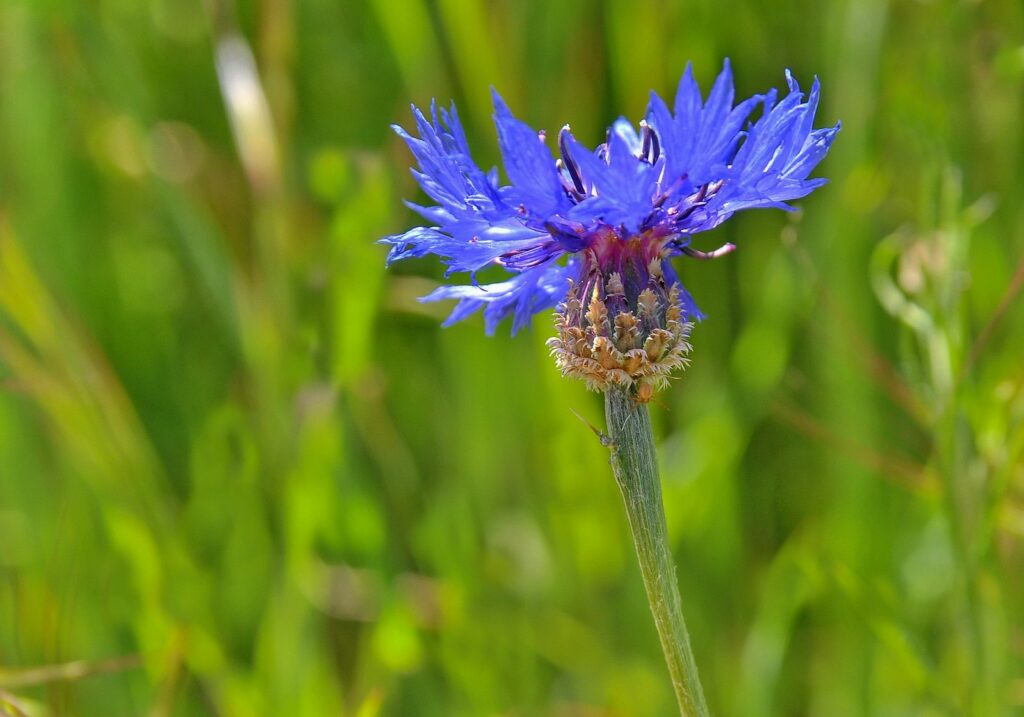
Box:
[382,61,839,396]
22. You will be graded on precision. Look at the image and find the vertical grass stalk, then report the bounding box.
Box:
[604,387,710,717]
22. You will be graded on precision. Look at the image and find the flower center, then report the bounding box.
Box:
[578,228,672,302]
[546,232,692,402]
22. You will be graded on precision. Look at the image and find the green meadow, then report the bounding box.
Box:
[0,0,1022,714]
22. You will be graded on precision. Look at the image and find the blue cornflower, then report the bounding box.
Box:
[382,61,838,397]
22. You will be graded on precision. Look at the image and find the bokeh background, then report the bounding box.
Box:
[0,0,1022,715]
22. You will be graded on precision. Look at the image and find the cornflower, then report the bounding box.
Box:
[381,61,838,716]
[383,60,837,400]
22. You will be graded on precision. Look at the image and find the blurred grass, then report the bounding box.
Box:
[0,0,1022,715]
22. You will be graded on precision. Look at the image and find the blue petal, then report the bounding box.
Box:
[491,90,570,218]
[611,117,642,154]
[564,132,659,233]
[380,219,552,276]
[646,59,762,186]
[695,72,837,223]
[697,59,736,151]
[673,63,702,135]
[421,259,578,335]
[393,104,506,219]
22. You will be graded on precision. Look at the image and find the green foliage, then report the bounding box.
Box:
[0,0,1022,714]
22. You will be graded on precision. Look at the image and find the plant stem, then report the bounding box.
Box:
[604,387,710,717]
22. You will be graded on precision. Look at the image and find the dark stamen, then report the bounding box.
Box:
[640,120,652,162]
[674,204,699,222]
[639,121,661,164]
[653,174,687,208]
[558,125,586,196]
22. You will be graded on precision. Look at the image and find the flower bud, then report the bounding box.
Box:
[547,254,692,402]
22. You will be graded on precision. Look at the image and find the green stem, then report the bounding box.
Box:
[604,387,710,717]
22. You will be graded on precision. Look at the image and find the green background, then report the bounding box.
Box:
[0,0,1022,714]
